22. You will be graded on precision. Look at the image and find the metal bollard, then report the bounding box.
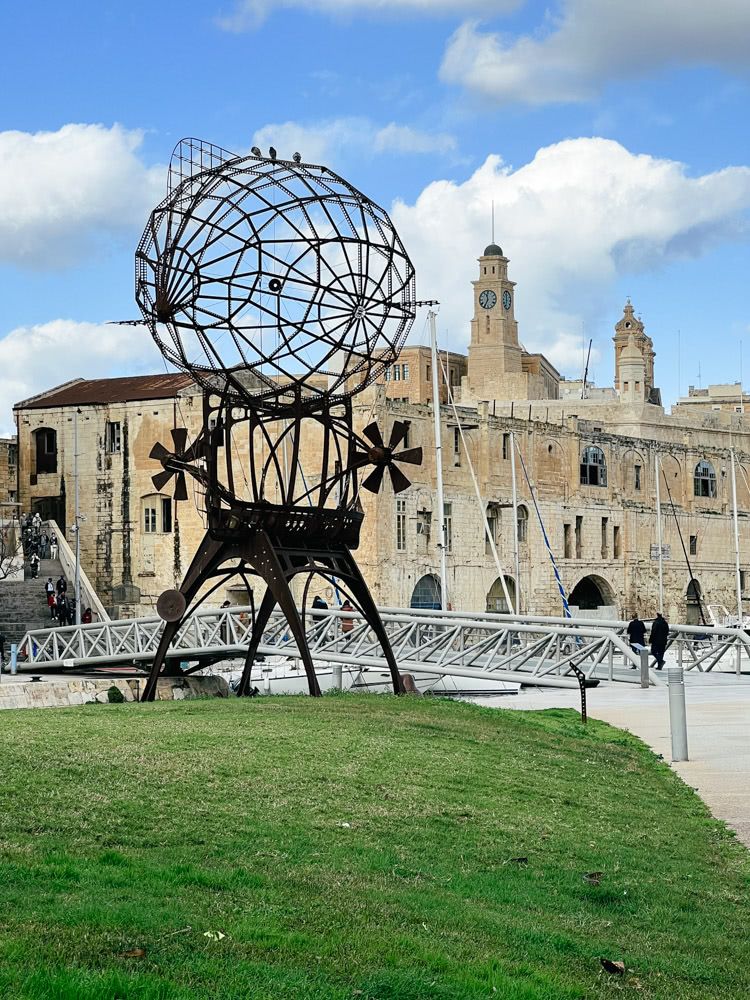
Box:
[263,671,271,693]
[10,643,17,675]
[332,664,343,690]
[667,667,688,762]
[640,648,650,688]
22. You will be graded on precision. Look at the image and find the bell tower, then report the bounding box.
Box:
[613,300,654,395]
[467,244,524,399]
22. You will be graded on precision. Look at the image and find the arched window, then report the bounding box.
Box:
[410,574,442,610]
[580,446,607,487]
[34,427,57,475]
[517,504,528,543]
[486,576,516,614]
[694,460,717,498]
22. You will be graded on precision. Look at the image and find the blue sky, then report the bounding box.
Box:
[1,0,749,431]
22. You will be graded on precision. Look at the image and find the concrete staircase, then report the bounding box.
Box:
[0,558,64,646]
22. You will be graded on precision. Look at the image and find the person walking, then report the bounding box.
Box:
[29,552,40,579]
[45,577,56,619]
[39,531,49,559]
[56,575,67,597]
[626,612,646,665]
[651,612,670,670]
[56,592,69,626]
[312,594,328,624]
[50,532,58,560]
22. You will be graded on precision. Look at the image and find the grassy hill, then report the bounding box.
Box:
[0,695,747,999]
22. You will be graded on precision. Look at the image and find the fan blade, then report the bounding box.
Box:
[362,421,384,448]
[173,472,189,502]
[361,465,386,494]
[388,465,411,494]
[150,441,170,462]
[171,427,189,454]
[152,469,174,491]
[352,450,371,467]
[392,447,422,466]
[388,420,409,451]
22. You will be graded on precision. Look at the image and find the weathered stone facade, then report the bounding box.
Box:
[0,436,18,510]
[12,246,750,624]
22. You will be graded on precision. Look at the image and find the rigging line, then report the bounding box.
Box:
[513,437,571,618]
[661,466,707,626]
[437,351,516,615]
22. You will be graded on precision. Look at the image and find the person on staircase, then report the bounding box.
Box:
[50,532,58,561]
[45,577,56,619]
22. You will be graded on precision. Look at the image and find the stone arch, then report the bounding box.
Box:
[486,575,516,614]
[568,574,616,614]
[686,578,704,625]
[410,573,442,610]
[693,459,718,499]
[621,448,646,496]
[658,453,683,506]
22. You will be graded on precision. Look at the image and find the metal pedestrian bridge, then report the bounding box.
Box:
[16,606,750,697]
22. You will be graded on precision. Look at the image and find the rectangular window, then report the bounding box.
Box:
[396,498,406,552]
[575,515,583,560]
[8,444,17,467]
[634,464,642,490]
[426,364,431,381]
[384,367,391,382]
[144,507,157,533]
[393,365,401,382]
[453,427,461,465]
[486,505,499,555]
[502,433,510,460]
[563,523,572,559]
[402,363,410,381]
[105,420,121,454]
[689,534,697,556]
[601,516,609,559]
[741,570,747,592]
[444,501,453,553]
[613,525,621,558]
[161,497,173,534]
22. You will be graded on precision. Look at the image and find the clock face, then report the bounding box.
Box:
[502,289,512,310]
[479,289,497,310]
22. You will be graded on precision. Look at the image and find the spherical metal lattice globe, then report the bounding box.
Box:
[136,139,416,406]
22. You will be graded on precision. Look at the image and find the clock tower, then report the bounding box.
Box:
[466,243,526,400]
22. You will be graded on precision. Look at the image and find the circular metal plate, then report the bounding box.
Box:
[156,589,187,623]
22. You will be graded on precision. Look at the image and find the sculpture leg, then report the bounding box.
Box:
[247,535,322,697]
[236,588,277,696]
[141,532,229,702]
[335,552,404,695]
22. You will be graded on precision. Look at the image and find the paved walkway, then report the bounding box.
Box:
[480,672,750,847]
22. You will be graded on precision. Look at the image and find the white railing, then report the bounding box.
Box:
[17,604,750,688]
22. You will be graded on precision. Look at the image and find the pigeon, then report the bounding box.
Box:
[293,152,302,164]
[269,146,277,161]
[251,146,261,157]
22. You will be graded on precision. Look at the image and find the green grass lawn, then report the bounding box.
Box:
[0,695,747,999]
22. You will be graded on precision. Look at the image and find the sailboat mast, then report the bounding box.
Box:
[510,431,521,614]
[655,451,664,614]
[730,449,742,621]
[429,309,449,611]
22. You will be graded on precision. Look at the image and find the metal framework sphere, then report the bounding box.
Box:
[136,139,416,405]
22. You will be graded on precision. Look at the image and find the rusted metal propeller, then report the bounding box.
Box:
[356,420,422,494]
[149,427,193,501]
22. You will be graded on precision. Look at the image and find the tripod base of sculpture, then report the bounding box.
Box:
[141,529,404,702]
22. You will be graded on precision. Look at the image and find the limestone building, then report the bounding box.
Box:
[13,244,750,625]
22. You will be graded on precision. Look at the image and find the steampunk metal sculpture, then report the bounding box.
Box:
[135,138,420,700]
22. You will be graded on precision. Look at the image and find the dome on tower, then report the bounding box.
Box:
[620,334,643,362]
[483,243,503,257]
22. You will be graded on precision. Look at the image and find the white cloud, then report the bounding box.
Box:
[374,123,456,155]
[252,117,457,166]
[0,124,164,269]
[441,1,750,105]
[0,320,164,434]
[218,0,518,31]
[390,138,750,374]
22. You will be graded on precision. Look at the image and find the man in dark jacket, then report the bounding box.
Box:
[626,613,646,653]
[650,612,669,669]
